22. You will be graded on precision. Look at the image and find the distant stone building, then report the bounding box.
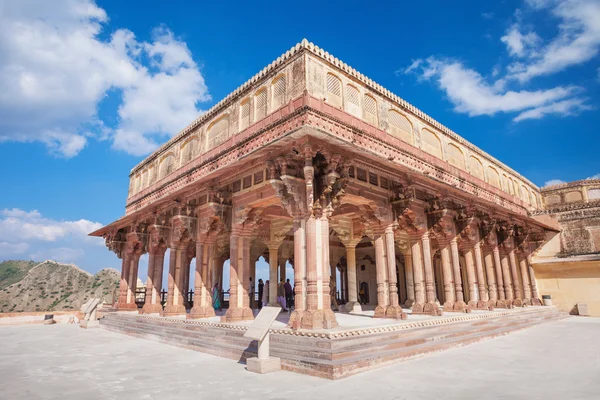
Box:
[91,40,559,329]
[531,180,600,315]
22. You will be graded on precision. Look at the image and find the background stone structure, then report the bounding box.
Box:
[531,180,600,316]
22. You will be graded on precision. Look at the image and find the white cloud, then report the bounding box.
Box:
[0,0,209,158]
[482,12,495,19]
[403,57,588,121]
[0,208,107,268]
[544,179,567,186]
[508,0,600,82]
[501,24,541,57]
[402,0,596,122]
[0,208,102,243]
[586,173,600,180]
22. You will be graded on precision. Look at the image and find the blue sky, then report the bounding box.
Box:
[0,0,598,279]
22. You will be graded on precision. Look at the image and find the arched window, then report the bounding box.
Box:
[255,88,267,120]
[530,191,538,208]
[240,99,251,130]
[502,174,509,193]
[545,194,561,205]
[207,115,229,150]
[147,165,155,186]
[345,84,360,117]
[180,137,198,165]
[388,110,413,144]
[159,153,175,179]
[487,166,501,188]
[421,128,442,158]
[565,191,583,202]
[141,169,147,189]
[363,94,378,126]
[520,185,530,203]
[446,143,465,170]
[513,180,519,197]
[272,75,286,109]
[326,73,342,107]
[470,156,484,180]
[588,189,600,200]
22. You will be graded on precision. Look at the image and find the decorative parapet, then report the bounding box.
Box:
[126,39,541,207]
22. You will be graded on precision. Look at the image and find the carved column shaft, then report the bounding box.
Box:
[440,243,455,306]
[500,254,514,301]
[508,241,522,301]
[345,245,360,310]
[492,245,506,301]
[411,239,425,305]
[464,248,478,303]
[404,250,415,307]
[385,227,399,308]
[450,238,464,303]
[421,233,436,304]
[519,254,532,301]
[373,234,388,318]
[268,245,279,306]
[164,245,187,316]
[118,254,131,307]
[483,249,498,302]
[473,242,488,302]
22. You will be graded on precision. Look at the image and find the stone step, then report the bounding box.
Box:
[99,307,567,379]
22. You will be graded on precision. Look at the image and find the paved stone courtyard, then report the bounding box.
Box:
[0,317,598,400]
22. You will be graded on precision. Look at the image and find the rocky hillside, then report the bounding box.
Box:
[0,260,120,313]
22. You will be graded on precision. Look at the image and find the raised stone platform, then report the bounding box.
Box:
[100,306,566,379]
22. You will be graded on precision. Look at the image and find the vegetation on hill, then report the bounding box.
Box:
[0,260,120,313]
[0,260,38,290]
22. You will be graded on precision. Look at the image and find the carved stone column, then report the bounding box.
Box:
[163,244,187,316]
[189,238,216,319]
[344,244,361,313]
[384,227,406,319]
[268,245,279,306]
[414,232,441,316]
[492,238,507,308]
[290,218,307,327]
[403,249,415,308]
[449,237,468,312]
[483,249,498,307]
[410,238,425,308]
[464,248,478,306]
[117,252,135,310]
[527,250,542,306]
[473,242,488,306]
[225,231,241,322]
[508,241,523,306]
[373,233,389,318]
[518,252,532,305]
[141,224,167,314]
[500,253,514,306]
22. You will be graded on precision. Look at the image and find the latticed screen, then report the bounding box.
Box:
[240,100,251,130]
[364,94,377,125]
[388,110,413,144]
[208,117,229,149]
[327,73,342,97]
[272,76,286,109]
[255,89,267,120]
[346,85,359,106]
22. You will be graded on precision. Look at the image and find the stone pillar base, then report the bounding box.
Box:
[116,302,138,311]
[522,298,531,306]
[344,301,363,314]
[403,299,415,308]
[188,306,216,319]
[474,300,488,310]
[246,357,281,374]
[531,298,542,306]
[386,305,408,320]
[224,307,254,322]
[513,298,524,307]
[80,319,99,329]
[140,303,163,314]
[374,305,387,318]
[162,304,186,316]
[443,301,455,310]
[412,302,442,316]
[453,301,471,313]
[294,309,339,330]
[495,300,507,308]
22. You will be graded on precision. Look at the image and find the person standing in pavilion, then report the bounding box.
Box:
[262,280,269,307]
[212,283,221,312]
[277,279,287,311]
[257,279,264,310]
[284,278,293,309]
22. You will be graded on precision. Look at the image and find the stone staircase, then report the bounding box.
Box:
[100,306,566,379]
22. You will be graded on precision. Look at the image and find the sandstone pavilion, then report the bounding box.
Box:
[91,40,564,379]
